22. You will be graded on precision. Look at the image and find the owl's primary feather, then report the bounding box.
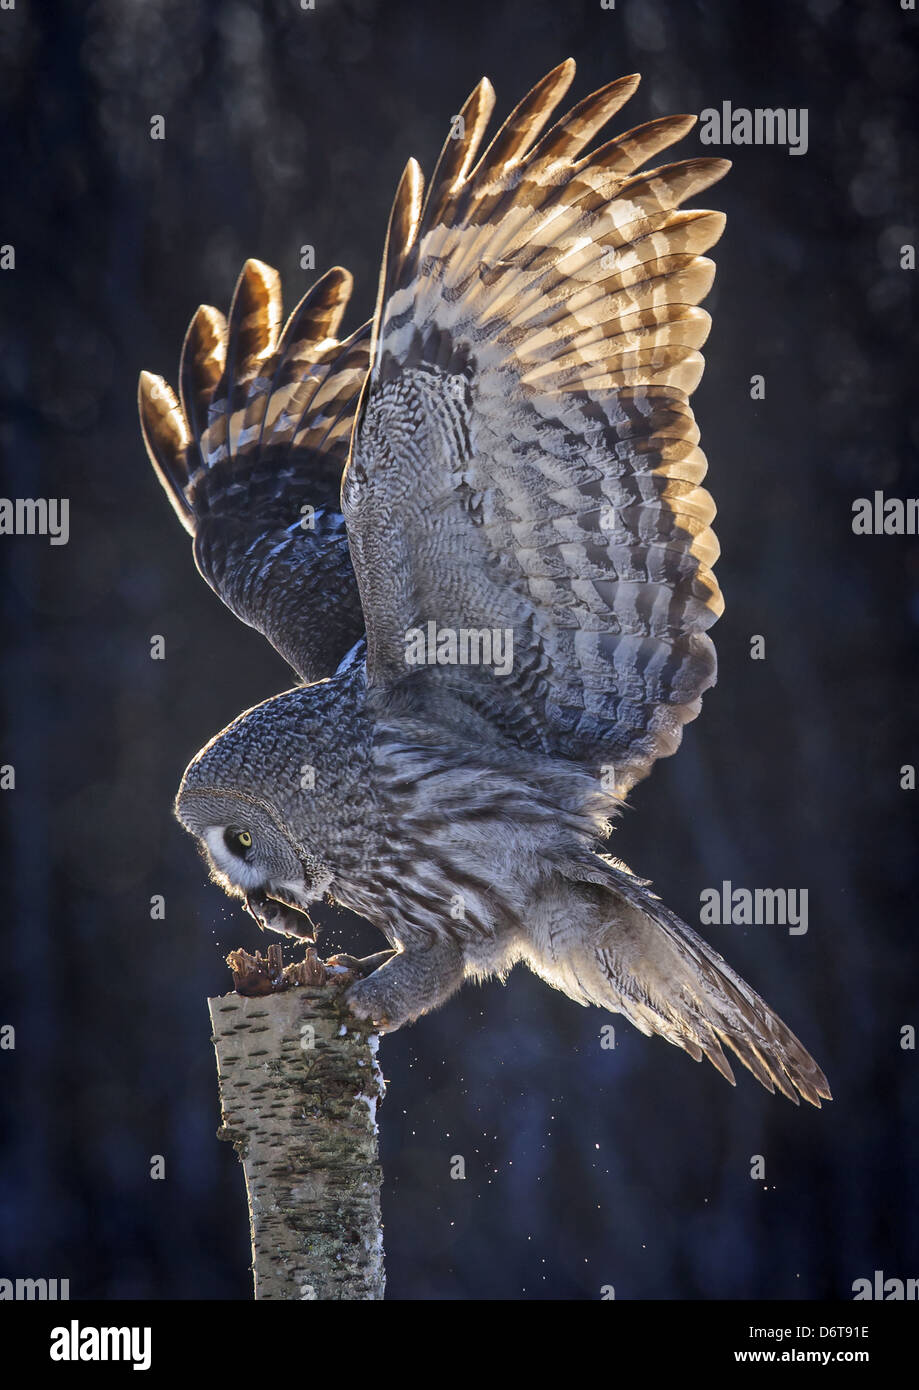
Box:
[139,260,370,681]
[144,61,830,1109]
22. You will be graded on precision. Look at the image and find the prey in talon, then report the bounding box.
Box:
[244,889,319,943]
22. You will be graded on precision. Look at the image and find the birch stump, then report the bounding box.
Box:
[208,946,385,1300]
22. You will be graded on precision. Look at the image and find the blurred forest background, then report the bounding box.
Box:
[1,0,917,1300]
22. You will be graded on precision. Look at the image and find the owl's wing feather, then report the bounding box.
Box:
[345,61,727,791]
[139,260,371,682]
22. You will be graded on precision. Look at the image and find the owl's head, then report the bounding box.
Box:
[173,676,374,941]
[177,784,330,940]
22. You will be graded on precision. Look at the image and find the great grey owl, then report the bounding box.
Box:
[139,60,830,1107]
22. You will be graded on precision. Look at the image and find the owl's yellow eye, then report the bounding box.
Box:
[224,827,253,856]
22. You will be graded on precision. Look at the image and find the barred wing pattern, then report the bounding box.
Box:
[345,61,728,793]
[139,259,371,682]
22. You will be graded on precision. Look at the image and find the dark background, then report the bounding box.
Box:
[1,0,917,1301]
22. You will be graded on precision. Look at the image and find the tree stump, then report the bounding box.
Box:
[207,946,385,1300]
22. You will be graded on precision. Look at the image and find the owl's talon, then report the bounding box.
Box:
[327,949,396,978]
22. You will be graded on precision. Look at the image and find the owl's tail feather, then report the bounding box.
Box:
[547,852,831,1108]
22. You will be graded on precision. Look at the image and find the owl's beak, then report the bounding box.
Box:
[244,890,318,943]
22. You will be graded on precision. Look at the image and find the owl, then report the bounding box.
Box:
[139,61,830,1107]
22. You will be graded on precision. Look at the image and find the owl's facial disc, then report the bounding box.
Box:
[200,823,327,943]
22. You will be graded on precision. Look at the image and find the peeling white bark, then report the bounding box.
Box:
[208,964,385,1300]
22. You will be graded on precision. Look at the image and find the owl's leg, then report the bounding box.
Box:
[326,949,396,977]
[345,938,465,1032]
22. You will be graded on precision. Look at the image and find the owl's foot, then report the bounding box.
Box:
[344,939,466,1033]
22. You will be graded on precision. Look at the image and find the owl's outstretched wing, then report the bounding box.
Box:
[344,61,727,793]
[139,260,371,683]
